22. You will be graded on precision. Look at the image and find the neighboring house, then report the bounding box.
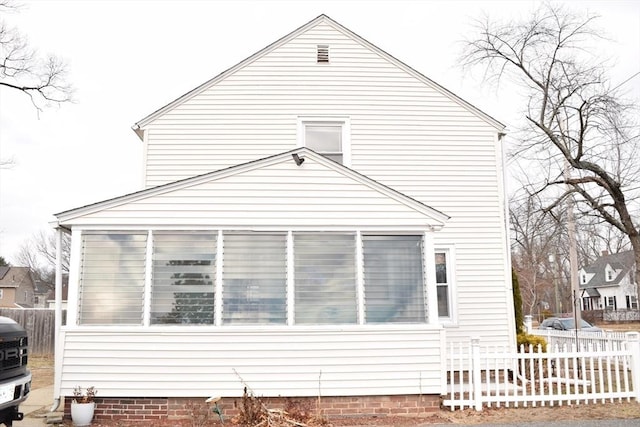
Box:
[0,266,35,308]
[33,279,52,308]
[580,250,638,311]
[34,274,69,311]
[51,15,513,420]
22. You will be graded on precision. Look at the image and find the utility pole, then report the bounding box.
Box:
[559,112,582,334]
[565,159,582,341]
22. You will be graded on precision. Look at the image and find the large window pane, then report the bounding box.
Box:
[294,233,357,324]
[436,252,450,318]
[363,235,425,323]
[305,123,343,163]
[151,232,216,325]
[79,232,147,325]
[223,233,287,325]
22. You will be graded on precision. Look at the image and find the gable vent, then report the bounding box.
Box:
[317,45,329,63]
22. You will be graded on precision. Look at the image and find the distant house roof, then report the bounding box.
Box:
[580,250,635,289]
[0,266,33,289]
[582,288,601,297]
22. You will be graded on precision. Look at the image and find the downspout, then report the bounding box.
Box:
[50,225,63,412]
[498,131,517,350]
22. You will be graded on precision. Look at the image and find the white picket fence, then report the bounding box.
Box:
[529,328,629,352]
[443,332,640,411]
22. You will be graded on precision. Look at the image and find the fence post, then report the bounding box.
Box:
[524,315,533,333]
[471,338,482,411]
[626,331,640,402]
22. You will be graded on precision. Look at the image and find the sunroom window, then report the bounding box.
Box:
[294,233,357,324]
[76,229,450,327]
[78,232,147,325]
[151,232,216,325]
[222,233,287,325]
[363,235,425,323]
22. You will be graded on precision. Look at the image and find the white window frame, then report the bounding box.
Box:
[72,227,451,328]
[297,116,351,166]
[605,265,616,282]
[434,246,457,325]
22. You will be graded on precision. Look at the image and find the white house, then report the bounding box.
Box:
[580,250,638,312]
[52,15,514,421]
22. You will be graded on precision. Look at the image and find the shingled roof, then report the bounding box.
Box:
[580,250,635,289]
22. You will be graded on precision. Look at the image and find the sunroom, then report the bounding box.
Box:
[51,149,451,400]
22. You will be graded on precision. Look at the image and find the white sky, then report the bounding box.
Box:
[0,0,639,265]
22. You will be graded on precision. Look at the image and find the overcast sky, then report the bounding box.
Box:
[1,0,639,265]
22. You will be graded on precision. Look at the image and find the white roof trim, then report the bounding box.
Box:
[131,14,504,139]
[55,148,450,227]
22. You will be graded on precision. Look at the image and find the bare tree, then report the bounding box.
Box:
[510,190,564,315]
[0,0,73,111]
[14,230,70,291]
[462,3,640,297]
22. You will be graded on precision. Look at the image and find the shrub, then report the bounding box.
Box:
[517,333,547,353]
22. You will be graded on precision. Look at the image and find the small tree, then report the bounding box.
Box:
[14,230,70,292]
[512,268,524,334]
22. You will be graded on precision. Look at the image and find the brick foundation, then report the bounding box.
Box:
[64,394,440,423]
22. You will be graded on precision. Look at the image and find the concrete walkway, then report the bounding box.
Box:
[17,385,62,426]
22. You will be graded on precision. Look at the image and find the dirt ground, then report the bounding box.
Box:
[56,401,640,426]
[30,323,640,426]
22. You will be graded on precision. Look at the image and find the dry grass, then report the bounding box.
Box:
[600,322,640,332]
[28,354,54,389]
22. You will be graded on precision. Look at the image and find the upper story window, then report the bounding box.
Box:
[605,265,616,282]
[298,117,351,166]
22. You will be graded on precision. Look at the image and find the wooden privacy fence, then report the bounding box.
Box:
[0,308,64,355]
[443,332,640,411]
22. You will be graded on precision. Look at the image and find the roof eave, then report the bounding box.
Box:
[132,14,504,134]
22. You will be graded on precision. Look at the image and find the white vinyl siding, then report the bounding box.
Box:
[362,235,425,323]
[61,155,443,229]
[78,232,147,325]
[142,22,499,187]
[151,232,217,325]
[294,233,357,324]
[135,21,511,349]
[222,233,287,325]
[59,327,446,398]
[60,17,514,406]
